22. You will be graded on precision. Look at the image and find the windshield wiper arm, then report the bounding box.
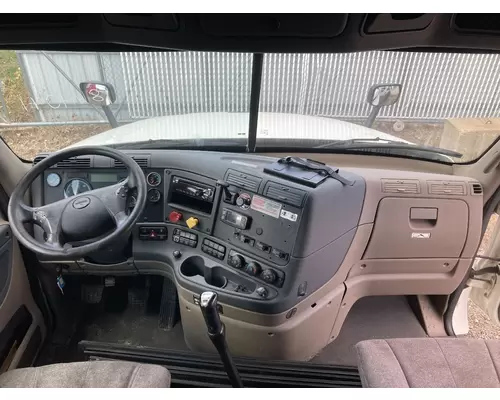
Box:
[315,137,463,158]
[113,138,246,150]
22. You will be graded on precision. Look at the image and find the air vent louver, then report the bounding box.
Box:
[55,157,91,168]
[34,156,91,168]
[427,180,466,195]
[381,179,420,194]
[264,182,306,207]
[225,169,262,192]
[470,182,483,195]
[114,156,149,168]
[33,155,46,165]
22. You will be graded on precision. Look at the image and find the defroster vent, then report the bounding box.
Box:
[225,169,262,192]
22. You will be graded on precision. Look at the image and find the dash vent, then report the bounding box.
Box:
[225,169,262,192]
[55,157,91,168]
[427,180,466,195]
[33,155,91,168]
[264,182,306,207]
[114,156,149,168]
[381,179,420,194]
[470,182,483,195]
[33,155,47,165]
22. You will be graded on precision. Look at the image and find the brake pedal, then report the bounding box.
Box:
[81,284,104,304]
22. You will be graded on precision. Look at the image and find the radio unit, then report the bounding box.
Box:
[169,176,215,214]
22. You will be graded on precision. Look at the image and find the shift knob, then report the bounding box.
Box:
[200,291,223,335]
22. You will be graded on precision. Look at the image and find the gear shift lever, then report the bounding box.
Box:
[199,291,244,388]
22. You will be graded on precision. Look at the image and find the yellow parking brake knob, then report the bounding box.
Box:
[186,217,199,229]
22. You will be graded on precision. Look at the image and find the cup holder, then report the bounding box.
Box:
[180,256,228,289]
[207,274,228,289]
[180,255,204,277]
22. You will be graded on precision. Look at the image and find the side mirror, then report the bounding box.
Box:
[79,81,118,128]
[80,81,116,107]
[367,83,402,107]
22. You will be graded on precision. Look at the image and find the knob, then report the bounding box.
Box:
[261,269,277,284]
[236,196,251,208]
[173,250,182,259]
[256,287,268,298]
[186,217,199,229]
[169,211,183,223]
[245,262,261,276]
[228,254,245,269]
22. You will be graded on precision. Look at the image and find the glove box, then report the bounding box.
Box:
[363,197,469,259]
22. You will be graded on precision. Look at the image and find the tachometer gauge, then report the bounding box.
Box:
[147,172,162,187]
[64,178,92,198]
[147,189,161,203]
[46,173,61,187]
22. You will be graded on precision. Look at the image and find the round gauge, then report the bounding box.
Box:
[147,189,161,203]
[64,178,92,198]
[147,172,162,187]
[46,173,61,187]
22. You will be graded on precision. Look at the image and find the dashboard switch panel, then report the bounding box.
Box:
[139,226,167,241]
[173,228,198,248]
[202,238,226,260]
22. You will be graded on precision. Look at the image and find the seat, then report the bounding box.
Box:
[355,338,500,388]
[0,360,171,388]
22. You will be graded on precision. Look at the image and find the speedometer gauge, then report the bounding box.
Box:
[46,173,61,187]
[64,178,92,198]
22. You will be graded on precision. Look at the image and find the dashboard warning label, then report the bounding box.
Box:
[280,209,298,222]
[251,195,282,219]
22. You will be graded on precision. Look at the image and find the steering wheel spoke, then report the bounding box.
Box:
[30,199,70,248]
[87,181,129,220]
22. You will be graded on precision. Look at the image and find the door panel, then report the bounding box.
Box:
[0,216,45,372]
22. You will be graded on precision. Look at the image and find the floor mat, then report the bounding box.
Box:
[312,296,427,366]
[80,307,188,350]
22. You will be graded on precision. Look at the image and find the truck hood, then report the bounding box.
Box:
[70,112,408,147]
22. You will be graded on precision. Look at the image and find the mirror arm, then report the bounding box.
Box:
[103,105,119,128]
[365,105,381,128]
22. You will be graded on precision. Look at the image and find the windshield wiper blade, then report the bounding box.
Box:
[315,137,463,158]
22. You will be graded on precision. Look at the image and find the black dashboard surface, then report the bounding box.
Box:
[32,150,366,313]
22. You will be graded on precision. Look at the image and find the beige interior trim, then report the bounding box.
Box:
[0,221,46,369]
[0,141,30,196]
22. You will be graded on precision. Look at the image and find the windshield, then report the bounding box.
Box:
[1,49,499,163]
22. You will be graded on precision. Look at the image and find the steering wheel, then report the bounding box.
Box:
[7,146,147,259]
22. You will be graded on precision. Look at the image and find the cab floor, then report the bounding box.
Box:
[38,276,425,368]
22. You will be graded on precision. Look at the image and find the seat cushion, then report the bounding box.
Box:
[355,338,500,388]
[0,361,171,388]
